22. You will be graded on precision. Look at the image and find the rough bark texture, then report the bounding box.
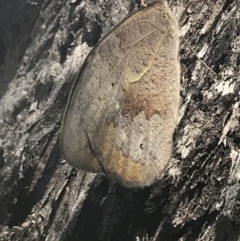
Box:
[0,0,239,240]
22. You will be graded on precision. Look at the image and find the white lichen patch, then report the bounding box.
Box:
[167,163,182,179]
[214,79,235,96]
[197,43,208,58]
[218,102,240,145]
[229,149,240,181]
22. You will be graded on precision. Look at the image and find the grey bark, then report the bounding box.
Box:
[0,0,239,240]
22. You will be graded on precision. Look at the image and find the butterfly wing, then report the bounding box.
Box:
[60,2,180,187]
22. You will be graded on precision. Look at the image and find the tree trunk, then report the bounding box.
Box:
[0,0,239,240]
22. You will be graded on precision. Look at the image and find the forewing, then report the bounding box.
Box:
[62,4,180,187]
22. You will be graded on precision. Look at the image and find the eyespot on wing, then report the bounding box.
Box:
[60,1,180,188]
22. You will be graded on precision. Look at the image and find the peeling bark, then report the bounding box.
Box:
[0,0,239,240]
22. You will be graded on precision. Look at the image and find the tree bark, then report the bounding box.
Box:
[0,0,239,240]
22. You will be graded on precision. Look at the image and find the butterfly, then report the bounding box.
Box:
[60,0,180,188]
